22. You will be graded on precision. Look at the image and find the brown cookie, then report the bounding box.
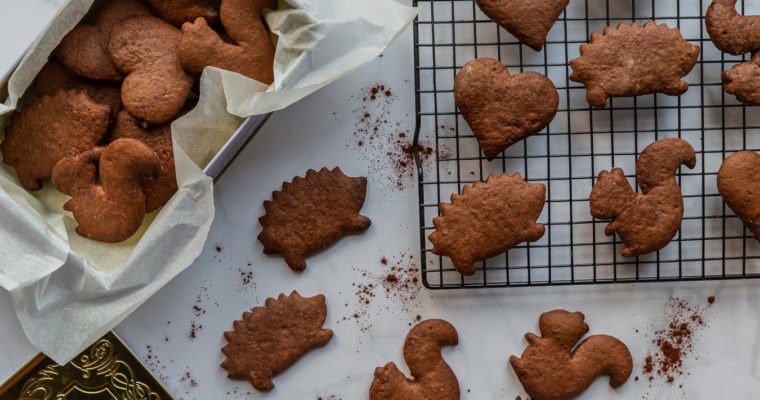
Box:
[706,0,760,56]
[569,22,700,108]
[454,58,559,160]
[109,15,195,125]
[473,0,569,51]
[34,59,122,113]
[590,138,696,257]
[510,310,633,400]
[179,0,277,84]
[258,167,371,271]
[220,291,333,392]
[148,0,218,26]
[1,89,111,191]
[722,51,760,105]
[370,319,459,400]
[429,172,545,276]
[112,110,177,212]
[56,0,151,81]
[717,151,760,243]
[51,138,160,243]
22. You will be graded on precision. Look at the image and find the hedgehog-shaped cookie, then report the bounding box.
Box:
[429,173,545,276]
[258,167,371,271]
[221,291,333,391]
[569,21,700,108]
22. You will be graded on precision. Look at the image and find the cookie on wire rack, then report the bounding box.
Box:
[429,173,546,276]
[569,21,700,108]
[474,0,570,51]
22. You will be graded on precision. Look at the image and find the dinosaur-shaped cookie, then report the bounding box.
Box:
[370,319,460,400]
[590,138,696,257]
[510,310,633,400]
[569,22,700,107]
[221,291,333,391]
[429,173,545,276]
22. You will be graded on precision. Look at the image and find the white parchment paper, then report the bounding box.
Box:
[0,0,416,364]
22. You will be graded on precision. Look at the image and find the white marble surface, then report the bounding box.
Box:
[4,1,760,400]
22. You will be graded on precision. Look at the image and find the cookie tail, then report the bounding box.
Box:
[573,334,633,388]
[636,138,696,192]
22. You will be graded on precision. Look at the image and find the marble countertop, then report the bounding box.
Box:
[3,1,760,399]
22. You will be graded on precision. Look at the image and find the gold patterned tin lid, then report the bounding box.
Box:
[0,331,174,400]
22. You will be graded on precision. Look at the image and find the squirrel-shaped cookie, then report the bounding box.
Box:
[590,138,696,257]
[370,319,460,400]
[510,310,633,400]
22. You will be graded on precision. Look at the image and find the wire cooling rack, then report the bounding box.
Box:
[413,0,760,289]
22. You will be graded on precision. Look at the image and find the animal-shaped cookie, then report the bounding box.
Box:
[590,138,696,257]
[109,15,194,125]
[179,0,277,84]
[221,291,333,392]
[370,319,460,400]
[722,51,760,105]
[258,167,371,271]
[705,0,760,55]
[569,22,700,108]
[112,110,178,212]
[717,151,760,243]
[34,59,122,113]
[454,58,559,160]
[474,0,570,51]
[148,0,218,26]
[56,0,151,81]
[1,89,111,191]
[510,310,633,400]
[51,138,160,243]
[429,172,545,276]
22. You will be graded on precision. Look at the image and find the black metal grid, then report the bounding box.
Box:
[413,0,760,289]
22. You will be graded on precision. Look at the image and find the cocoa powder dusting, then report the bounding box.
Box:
[349,84,438,191]
[642,297,712,383]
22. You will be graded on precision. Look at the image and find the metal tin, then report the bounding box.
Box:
[0,331,174,400]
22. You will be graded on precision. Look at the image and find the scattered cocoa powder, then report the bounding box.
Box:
[349,84,438,191]
[642,297,712,383]
[316,395,342,400]
[180,370,199,387]
[187,283,217,340]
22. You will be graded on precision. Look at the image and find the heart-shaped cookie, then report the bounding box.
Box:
[454,58,559,160]
[717,151,760,242]
[474,0,569,51]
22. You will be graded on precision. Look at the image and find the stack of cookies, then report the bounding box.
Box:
[0,0,277,243]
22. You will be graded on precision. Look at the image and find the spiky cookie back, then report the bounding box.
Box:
[569,21,700,107]
[429,173,546,276]
[258,167,371,270]
[221,291,334,391]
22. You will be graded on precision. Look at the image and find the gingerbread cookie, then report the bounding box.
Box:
[370,319,460,400]
[56,0,151,81]
[474,0,569,51]
[722,51,760,105]
[112,110,178,212]
[717,151,760,243]
[454,58,558,160]
[179,0,277,84]
[148,0,218,26]
[51,138,160,243]
[590,138,696,257]
[510,310,633,400]
[706,0,760,56]
[429,173,545,276]
[1,90,111,191]
[221,291,333,392]
[109,15,194,125]
[569,22,700,108]
[34,59,122,113]
[258,167,371,271]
